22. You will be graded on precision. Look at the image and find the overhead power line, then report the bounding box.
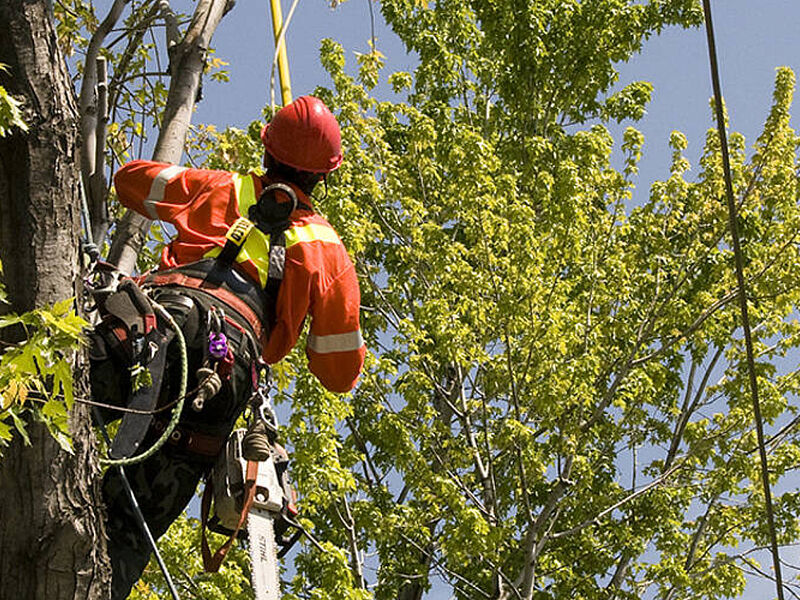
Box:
[700,2,785,599]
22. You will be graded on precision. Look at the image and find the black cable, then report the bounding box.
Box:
[700,2,785,599]
[94,408,182,600]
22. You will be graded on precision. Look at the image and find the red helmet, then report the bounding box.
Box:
[260,96,343,173]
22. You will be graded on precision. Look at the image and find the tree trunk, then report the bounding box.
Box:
[0,1,110,598]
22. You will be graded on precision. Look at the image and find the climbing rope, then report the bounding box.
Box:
[700,2,785,598]
[268,0,300,111]
[94,409,182,600]
[99,298,188,467]
[23,371,215,416]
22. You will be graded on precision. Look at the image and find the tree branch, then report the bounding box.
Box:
[550,458,686,541]
[77,0,128,243]
[107,0,234,272]
[504,454,574,600]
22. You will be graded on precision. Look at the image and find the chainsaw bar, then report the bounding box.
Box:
[248,508,281,600]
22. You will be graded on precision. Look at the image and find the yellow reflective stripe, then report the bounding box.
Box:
[285,223,341,248]
[236,174,270,286]
[232,173,257,215]
[237,229,271,287]
[206,173,269,287]
[202,230,271,288]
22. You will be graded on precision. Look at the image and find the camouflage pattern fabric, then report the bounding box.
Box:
[104,450,208,599]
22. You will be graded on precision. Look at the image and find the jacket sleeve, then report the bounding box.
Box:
[114,160,210,223]
[305,261,365,393]
[263,239,365,393]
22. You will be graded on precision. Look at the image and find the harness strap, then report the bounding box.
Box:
[218,216,256,265]
[200,182,313,329]
[109,326,175,460]
[152,420,228,458]
[265,229,286,305]
[201,459,259,572]
[139,271,267,349]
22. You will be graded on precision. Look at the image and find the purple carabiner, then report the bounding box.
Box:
[208,332,229,360]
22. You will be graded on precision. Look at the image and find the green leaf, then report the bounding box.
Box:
[50,430,73,454]
[0,84,28,137]
[52,297,74,317]
[52,359,74,408]
[0,418,12,441]
[0,314,24,329]
[41,399,67,420]
[10,411,29,445]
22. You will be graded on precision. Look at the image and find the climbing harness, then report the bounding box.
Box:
[701,2,784,598]
[79,177,183,600]
[84,182,304,464]
[85,273,189,467]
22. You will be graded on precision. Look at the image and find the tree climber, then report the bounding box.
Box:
[89,95,365,599]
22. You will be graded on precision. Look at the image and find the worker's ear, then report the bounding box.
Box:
[317,174,328,200]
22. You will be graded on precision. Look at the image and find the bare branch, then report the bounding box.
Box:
[450,362,499,522]
[504,454,574,600]
[89,56,110,243]
[398,532,491,599]
[632,289,738,367]
[342,494,366,589]
[346,416,383,487]
[77,0,128,241]
[550,458,686,541]
[665,346,723,470]
[158,0,181,49]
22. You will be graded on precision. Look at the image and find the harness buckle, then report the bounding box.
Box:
[225,216,255,246]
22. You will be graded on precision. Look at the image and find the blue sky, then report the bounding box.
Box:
[189,1,800,598]
[611,0,800,204]
[194,0,411,127]
[197,0,800,205]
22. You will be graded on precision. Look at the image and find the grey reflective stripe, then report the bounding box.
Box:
[143,200,159,219]
[268,245,285,280]
[145,165,188,218]
[307,330,364,354]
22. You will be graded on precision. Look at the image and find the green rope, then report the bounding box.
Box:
[100,299,188,467]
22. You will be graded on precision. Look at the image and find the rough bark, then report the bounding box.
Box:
[106,0,235,274]
[0,1,110,598]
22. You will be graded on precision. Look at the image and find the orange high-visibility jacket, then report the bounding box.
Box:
[114,160,365,393]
